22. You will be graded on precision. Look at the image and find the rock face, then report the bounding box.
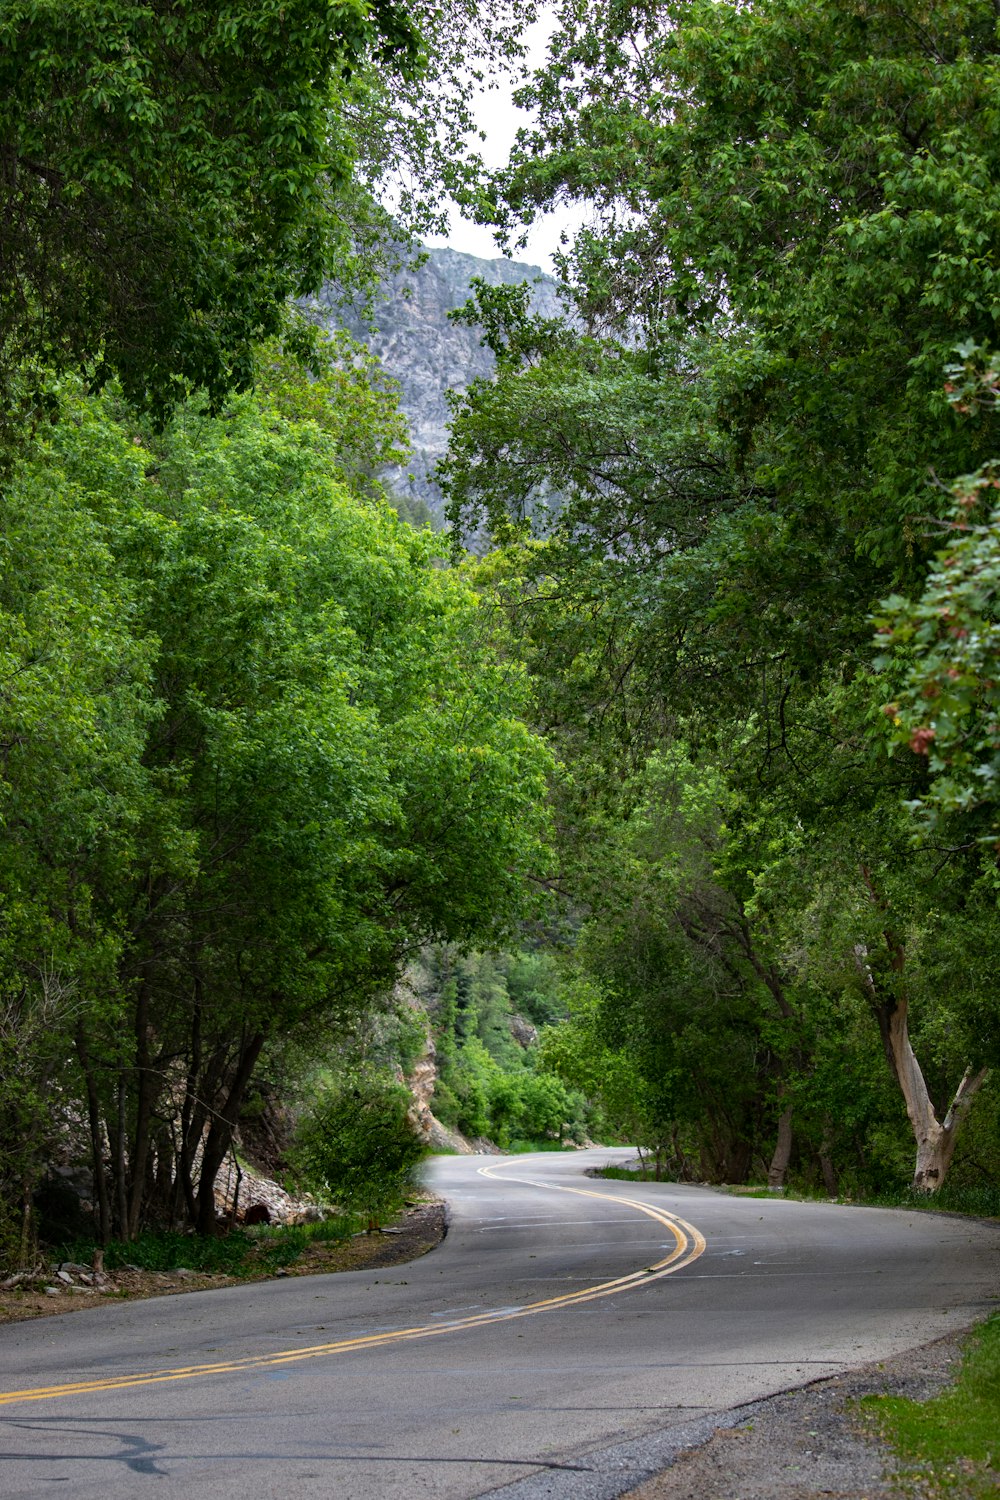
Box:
[509,1013,539,1049]
[405,1019,475,1156]
[214,1154,321,1227]
[407,1031,437,1137]
[394,973,476,1155]
[310,246,563,519]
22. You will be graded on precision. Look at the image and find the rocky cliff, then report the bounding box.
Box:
[310,246,562,519]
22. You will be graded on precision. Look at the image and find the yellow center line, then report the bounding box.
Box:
[0,1164,706,1409]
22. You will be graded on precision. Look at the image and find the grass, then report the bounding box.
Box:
[504,1137,585,1155]
[595,1164,662,1182]
[54,1213,360,1279]
[719,1183,835,1201]
[590,1166,1000,1220]
[862,1314,1000,1497]
[861,1183,1000,1219]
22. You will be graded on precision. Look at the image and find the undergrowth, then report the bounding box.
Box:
[54,1213,359,1277]
[862,1184,1000,1219]
[505,1138,579,1155]
[594,1163,670,1183]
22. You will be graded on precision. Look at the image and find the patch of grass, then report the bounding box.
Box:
[719,1183,835,1201]
[59,1229,255,1275]
[594,1163,662,1182]
[862,1315,1000,1496]
[861,1184,1000,1219]
[505,1137,582,1155]
[55,1214,359,1278]
[244,1214,357,1272]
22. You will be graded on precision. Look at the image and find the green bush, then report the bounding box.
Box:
[516,1072,583,1142]
[290,1069,426,1225]
[439,1038,493,1139]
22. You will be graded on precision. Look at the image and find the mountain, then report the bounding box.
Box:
[309,246,562,522]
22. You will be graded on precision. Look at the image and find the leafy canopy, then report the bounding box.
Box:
[0,0,420,429]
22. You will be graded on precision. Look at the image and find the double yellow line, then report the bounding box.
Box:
[0,1164,705,1408]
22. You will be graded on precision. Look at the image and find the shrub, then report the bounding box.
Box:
[290,1069,426,1226]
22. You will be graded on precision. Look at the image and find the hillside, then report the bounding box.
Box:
[309,246,563,520]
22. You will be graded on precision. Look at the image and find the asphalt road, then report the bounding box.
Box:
[1,1149,998,1500]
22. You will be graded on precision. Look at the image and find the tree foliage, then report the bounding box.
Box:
[290,1067,426,1225]
[442,0,1000,1192]
[497,0,1000,560]
[0,0,422,432]
[0,372,554,1251]
[0,0,573,1261]
[412,946,592,1148]
[878,344,1000,835]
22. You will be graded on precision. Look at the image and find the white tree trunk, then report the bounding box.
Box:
[910,1062,990,1192]
[874,989,989,1191]
[853,924,989,1193]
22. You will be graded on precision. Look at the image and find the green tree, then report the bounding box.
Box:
[0,0,421,435]
[0,402,156,1257]
[877,345,1000,837]
[496,0,1000,560]
[440,0,1000,1195]
[443,0,1000,778]
[290,1067,425,1226]
[0,376,553,1246]
[537,988,655,1154]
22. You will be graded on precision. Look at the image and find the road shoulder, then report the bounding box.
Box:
[0,1200,447,1325]
[622,1329,967,1500]
[482,1328,970,1500]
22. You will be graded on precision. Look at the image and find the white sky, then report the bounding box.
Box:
[423,13,584,274]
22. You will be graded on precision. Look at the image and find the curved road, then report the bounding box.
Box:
[1,1148,998,1499]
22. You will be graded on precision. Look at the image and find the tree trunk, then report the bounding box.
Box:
[856,866,990,1192]
[671,1126,690,1181]
[194,1031,265,1235]
[855,949,989,1191]
[767,1104,794,1190]
[226,1153,244,1230]
[114,1079,128,1237]
[176,997,209,1229]
[912,1065,991,1191]
[75,1024,111,1246]
[126,982,154,1240]
[819,1116,839,1197]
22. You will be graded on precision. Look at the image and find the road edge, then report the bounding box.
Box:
[477,1323,984,1500]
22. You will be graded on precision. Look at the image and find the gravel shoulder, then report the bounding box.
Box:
[621,1328,970,1500]
[0,1200,447,1325]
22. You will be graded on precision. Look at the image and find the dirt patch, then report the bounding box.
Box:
[622,1330,969,1500]
[0,1200,446,1326]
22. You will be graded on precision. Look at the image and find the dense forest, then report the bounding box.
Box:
[2,0,1000,1269]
